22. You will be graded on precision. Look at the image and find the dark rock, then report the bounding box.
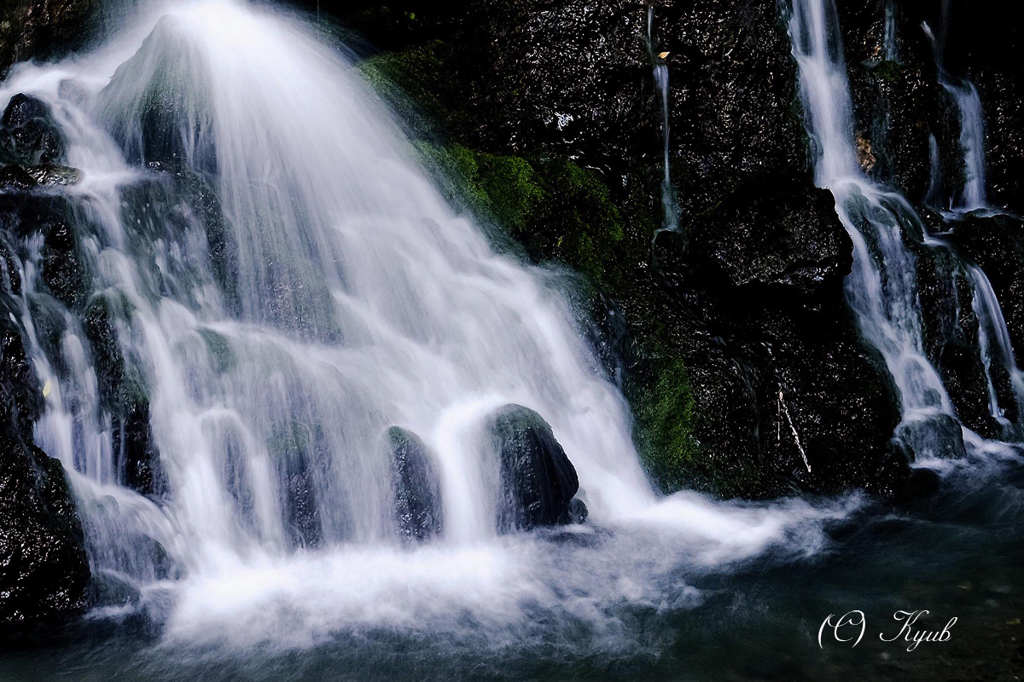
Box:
[98,17,216,173]
[0,164,37,192]
[949,213,1024,358]
[83,294,162,496]
[0,0,100,80]
[567,497,588,525]
[1,292,89,625]
[488,404,580,532]
[268,421,325,548]
[387,426,443,540]
[687,176,852,300]
[911,239,999,437]
[0,94,68,166]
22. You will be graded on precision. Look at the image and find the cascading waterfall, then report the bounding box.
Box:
[647,5,678,233]
[787,0,1022,451]
[922,18,988,213]
[969,265,1024,428]
[946,81,988,211]
[789,0,951,429]
[0,0,840,645]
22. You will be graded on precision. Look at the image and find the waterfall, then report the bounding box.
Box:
[788,0,953,428]
[922,19,989,213]
[945,80,988,211]
[786,0,1024,455]
[969,265,1024,427]
[0,0,840,643]
[647,5,678,233]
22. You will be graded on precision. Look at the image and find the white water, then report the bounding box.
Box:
[647,6,678,233]
[0,0,841,647]
[970,265,1024,428]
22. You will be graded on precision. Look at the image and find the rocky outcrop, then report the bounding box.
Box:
[387,427,443,540]
[487,405,582,531]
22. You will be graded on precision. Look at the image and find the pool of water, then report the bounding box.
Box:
[3,454,1023,682]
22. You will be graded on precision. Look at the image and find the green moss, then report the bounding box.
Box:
[198,328,235,375]
[267,421,313,460]
[359,40,472,139]
[631,355,700,492]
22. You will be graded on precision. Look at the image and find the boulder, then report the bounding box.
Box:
[487,404,581,531]
[0,94,68,166]
[387,427,443,540]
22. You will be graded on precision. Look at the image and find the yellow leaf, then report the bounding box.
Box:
[42,380,52,398]
[658,51,670,59]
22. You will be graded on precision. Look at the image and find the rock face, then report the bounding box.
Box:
[487,405,582,531]
[1,256,90,625]
[387,427,443,540]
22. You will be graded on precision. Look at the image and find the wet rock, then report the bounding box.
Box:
[897,412,967,460]
[0,94,68,166]
[1,294,89,625]
[848,59,946,202]
[911,241,999,437]
[387,426,443,541]
[83,294,162,497]
[0,164,37,192]
[567,497,588,525]
[98,17,216,173]
[687,176,852,300]
[949,213,1024,356]
[0,0,99,79]
[24,164,82,187]
[488,404,580,532]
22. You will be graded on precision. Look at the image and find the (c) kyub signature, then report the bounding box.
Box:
[818,610,957,651]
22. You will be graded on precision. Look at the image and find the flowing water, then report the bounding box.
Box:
[2,1,1024,679]
[946,81,988,211]
[0,0,843,654]
[646,5,678,234]
[787,0,1023,451]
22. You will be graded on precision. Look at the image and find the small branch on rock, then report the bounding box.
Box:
[778,389,811,473]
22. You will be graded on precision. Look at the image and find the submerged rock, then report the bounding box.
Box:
[387,427,443,541]
[487,404,581,532]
